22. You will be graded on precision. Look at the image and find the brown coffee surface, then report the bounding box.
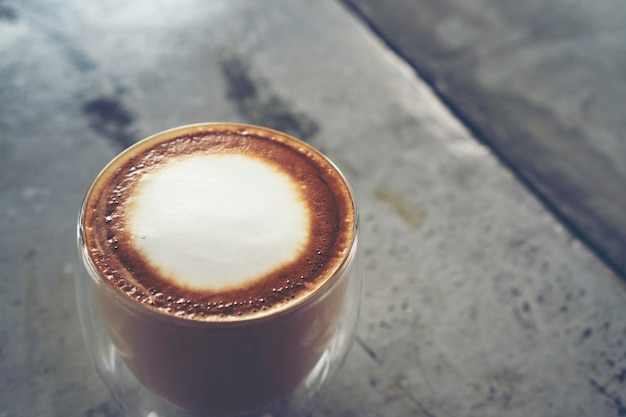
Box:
[81,124,355,321]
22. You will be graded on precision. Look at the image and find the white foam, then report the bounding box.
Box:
[127,154,311,291]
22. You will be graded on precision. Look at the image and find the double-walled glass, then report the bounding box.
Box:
[75,123,362,417]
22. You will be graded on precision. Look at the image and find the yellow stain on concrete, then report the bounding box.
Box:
[375,188,427,229]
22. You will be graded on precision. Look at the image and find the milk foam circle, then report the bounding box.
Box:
[127,153,311,291]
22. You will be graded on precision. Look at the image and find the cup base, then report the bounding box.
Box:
[93,332,335,417]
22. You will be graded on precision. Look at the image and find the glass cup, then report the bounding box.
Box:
[75,123,362,417]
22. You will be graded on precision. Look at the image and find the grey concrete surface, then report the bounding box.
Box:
[343,0,626,277]
[1,0,625,416]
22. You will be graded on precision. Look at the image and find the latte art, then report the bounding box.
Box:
[128,153,311,291]
[82,124,355,321]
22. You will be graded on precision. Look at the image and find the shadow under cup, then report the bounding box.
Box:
[76,124,361,416]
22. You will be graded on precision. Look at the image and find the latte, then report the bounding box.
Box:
[82,123,355,320]
[79,123,358,415]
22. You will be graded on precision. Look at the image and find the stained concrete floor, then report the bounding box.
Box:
[1,1,625,416]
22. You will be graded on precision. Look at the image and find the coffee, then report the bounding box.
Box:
[82,124,354,319]
[79,123,357,415]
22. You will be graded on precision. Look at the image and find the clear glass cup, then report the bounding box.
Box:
[75,123,362,417]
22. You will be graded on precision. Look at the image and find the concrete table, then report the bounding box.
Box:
[1,1,625,416]
[344,0,626,277]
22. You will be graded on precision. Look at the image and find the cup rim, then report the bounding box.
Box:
[77,122,358,327]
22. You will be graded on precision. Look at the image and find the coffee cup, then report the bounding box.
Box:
[77,123,359,415]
